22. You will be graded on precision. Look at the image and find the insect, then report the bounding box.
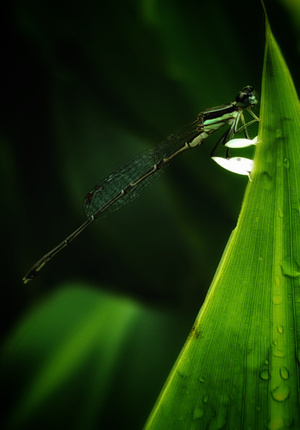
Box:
[23,85,259,283]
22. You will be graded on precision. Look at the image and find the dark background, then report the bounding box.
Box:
[1,0,299,429]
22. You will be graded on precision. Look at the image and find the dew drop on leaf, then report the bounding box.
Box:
[193,407,204,420]
[259,369,269,380]
[271,382,290,402]
[283,158,289,168]
[272,295,282,305]
[202,395,209,404]
[277,325,284,334]
[280,366,289,380]
[280,257,300,278]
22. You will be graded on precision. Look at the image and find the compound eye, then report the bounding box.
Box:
[241,85,253,94]
[236,92,248,106]
[236,86,256,108]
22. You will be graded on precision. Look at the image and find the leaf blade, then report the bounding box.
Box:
[144,12,300,430]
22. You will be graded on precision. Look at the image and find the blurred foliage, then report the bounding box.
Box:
[1,0,299,429]
[1,285,188,429]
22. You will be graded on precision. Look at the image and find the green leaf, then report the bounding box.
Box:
[1,284,189,429]
[144,11,300,430]
[2,286,141,429]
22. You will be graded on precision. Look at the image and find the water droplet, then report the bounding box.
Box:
[198,377,205,383]
[202,394,209,404]
[272,295,282,305]
[280,366,289,380]
[264,359,269,365]
[260,369,269,380]
[273,339,278,346]
[281,257,300,279]
[283,158,289,169]
[206,405,227,429]
[277,325,284,334]
[267,417,285,430]
[271,382,290,402]
[273,349,286,358]
[193,407,204,419]
[277,208,284,218]
[262,170,273,183]
[275,276,281,287]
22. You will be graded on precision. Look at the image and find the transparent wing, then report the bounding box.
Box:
[83,119,200,218]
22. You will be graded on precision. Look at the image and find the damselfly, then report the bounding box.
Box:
[23,85,259,283]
